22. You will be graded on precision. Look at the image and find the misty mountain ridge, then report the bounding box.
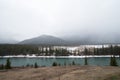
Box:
[19,35,120,45]
[0,34,120,45]
[19,35,69,45]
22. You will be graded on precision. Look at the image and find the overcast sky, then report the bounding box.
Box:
[0,0,120,41]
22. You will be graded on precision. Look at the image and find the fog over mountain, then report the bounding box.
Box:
[19,35,69,45]
[0,0,120,44]
[0,39,18,44]
[18,35,120,45]
[62,34,120,45]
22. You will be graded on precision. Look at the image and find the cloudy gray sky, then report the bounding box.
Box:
[0,0,120,42]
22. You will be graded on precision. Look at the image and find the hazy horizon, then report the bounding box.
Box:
[0,0,120,43]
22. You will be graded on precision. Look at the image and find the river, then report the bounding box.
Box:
[0,57,120,67]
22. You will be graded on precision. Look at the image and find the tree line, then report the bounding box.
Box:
[0,44,70,56]
[0,44,120,56]
[93,45,120,55]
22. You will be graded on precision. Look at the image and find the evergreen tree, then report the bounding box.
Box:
[84,57,88,65]
[52,62,57,66]
[84,48,88,65]
[96,48,99,55]
[93,48,96,55]
[45,47,48,56]
[110,56,118,66]
[26,64,30,67]
[110,56,113,66]
[110,45,113,55]
[102,45,105,54]
[5,58,11,69]
[34,62,38,68]
[84,48,88,55]
[49,47,53,56]
[72,61,75,65]
[41,47,44,54]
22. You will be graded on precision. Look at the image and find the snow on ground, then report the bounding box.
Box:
[0,55,119,58]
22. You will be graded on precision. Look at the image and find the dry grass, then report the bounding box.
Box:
[0,66,120,80]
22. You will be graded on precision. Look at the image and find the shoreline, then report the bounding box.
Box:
[0,55,120,58]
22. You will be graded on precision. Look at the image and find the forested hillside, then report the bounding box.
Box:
[0,44,120,56]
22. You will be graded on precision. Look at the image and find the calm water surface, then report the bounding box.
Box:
[0,57,120,67]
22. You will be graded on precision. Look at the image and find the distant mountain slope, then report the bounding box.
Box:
[0,39,18,44]
[62,35,120,45]
[19,35,68,45]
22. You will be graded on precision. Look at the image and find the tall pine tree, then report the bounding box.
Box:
[84,48,88,65]
[5,58,11,69]
[110,55,118,66]
[34,62,38,68]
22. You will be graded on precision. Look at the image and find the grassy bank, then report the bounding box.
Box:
[0,66,120,80]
